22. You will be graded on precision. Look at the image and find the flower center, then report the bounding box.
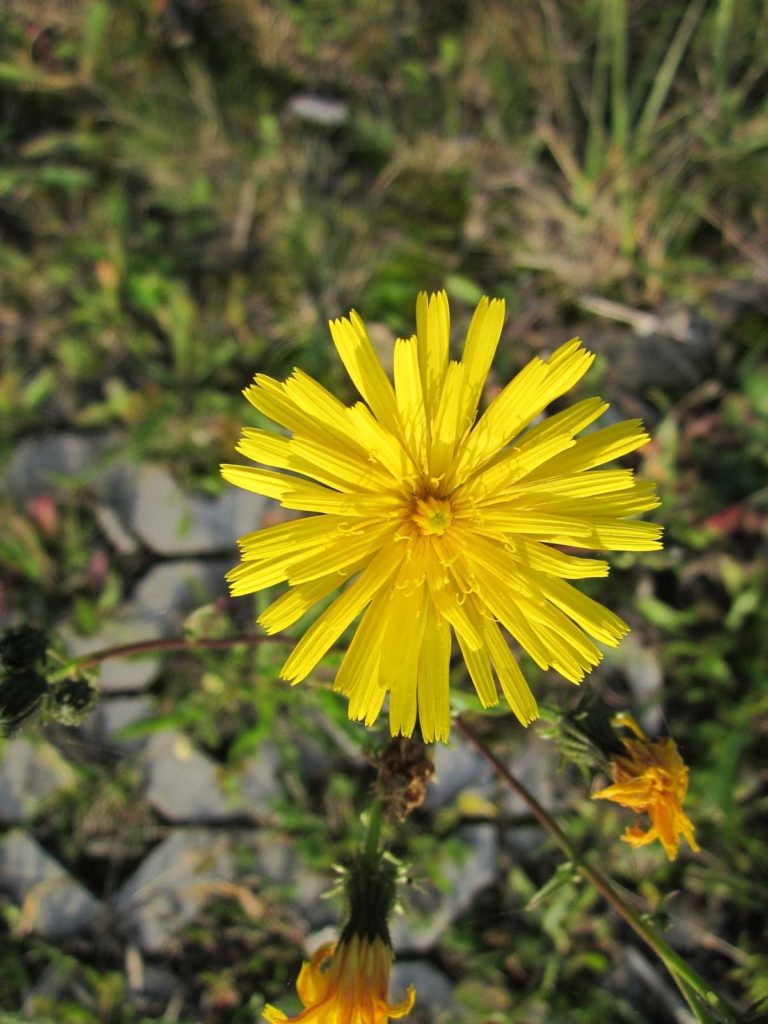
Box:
[647,767,673,795]
[412,494,452,536]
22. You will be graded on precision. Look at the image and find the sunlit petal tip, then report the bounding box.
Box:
[261,1007,288,1023]
[388,985,417,1017]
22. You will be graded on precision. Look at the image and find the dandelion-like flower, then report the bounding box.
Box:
[263,852,414,1023]
[223,291,661,741]
[262,935,414,1024]
[592,716,699,860]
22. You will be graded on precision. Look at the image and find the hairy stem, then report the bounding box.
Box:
[48,632,287,682]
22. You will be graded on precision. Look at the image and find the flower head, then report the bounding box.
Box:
[223,291,661,741]
[592,716,699,860]
[263,853,414,1023]
[262,935,414,1024]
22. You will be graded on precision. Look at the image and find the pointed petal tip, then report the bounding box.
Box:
[389,984,417,1018]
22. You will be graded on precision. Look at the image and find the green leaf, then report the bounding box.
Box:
[526,862,580,910]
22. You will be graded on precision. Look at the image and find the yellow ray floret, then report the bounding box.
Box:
[263,935,415,1024]
[592,716,699,860]
[222,290,663,742]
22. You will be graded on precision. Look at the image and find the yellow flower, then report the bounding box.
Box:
[262,935,415,1024]
[223,291,661,741]
[592,717,699,860]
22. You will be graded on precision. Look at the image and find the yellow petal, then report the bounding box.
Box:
[220,464,294,500]
[478,615,538,725]
[457,296,505,430]
[329,312,400,431]
[455,634,498,708]
[538,575,629,646]
[416,600,452,742]
[280,546,401,684]
[416,290,450,416]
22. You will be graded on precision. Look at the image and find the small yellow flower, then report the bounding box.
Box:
[223,291,661,741]
[262,934,415,1024]
[592,717,699,860]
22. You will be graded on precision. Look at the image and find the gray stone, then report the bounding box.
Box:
[79,696,153,755]
[503,824,546,859]
[245,830,335,930]
[295,734,334,783]
[496,734,558,819]
[391,825,497,953]
[246,829,296,886]
[131,963,181,1002]
[0,738,77,824]
[58,559,230,696]
[603,632,664,735]
[123,463,265,556]
[423,737,494,812]
[2,437,263,557]
[3,433,116,502]
[133,559,229,632]
[61,611,163,693]
[144,730,240,823]
[93,503,141,555]
[287,94,349,127]
[115,828,234,953]
[237,743,283,819]
[391,961,453,1017]
[0,830,102,938]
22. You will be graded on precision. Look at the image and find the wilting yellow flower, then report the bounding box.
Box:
[592,717,699,860]
[263,934,415,1024]
[223,291,661,741]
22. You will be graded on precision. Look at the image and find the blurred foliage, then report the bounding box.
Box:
[0,0,767,1022]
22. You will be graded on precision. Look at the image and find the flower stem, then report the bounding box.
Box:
[363,800,384,862]
[47,632,284,683]
[455,715,741,1024]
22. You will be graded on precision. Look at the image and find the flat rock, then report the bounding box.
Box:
[245,830,335,930]
[61,610,163,693]
[93,503,141,555]
[4,440,268,557]
[391,960,453,1019]
[120,463,265,556]
[423,737,494,812]
[132,559,230,632]
[65,561,230,682]
[391,824,497,953]
[603,632,664,735]
[144,730,240,823]
[0,830,102,938]
[79,696,154,755]
[496,734,558,818]
[287,94,349,127]
[236,743,283,819]
[115,828,234,953]
[0,738,77,824]
[246,829,296,886]
[3,433,116,503]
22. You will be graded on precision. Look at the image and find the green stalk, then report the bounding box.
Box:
[456,715,742,1024]
[713,0,736,117]
[585,0,612,187]
[636,0,707,141]
[363,800,384,862]
[608,0,634,257]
